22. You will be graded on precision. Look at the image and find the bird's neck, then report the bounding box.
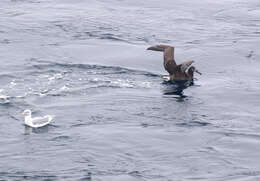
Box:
[188,71,194,77]
[24,115,32,124]
[187,69,194,78]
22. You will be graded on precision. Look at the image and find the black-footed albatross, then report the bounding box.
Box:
[147,45,201,81]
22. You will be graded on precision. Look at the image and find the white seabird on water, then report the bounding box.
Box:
[22,109,53,128]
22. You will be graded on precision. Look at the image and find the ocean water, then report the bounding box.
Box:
[0,0,260,180]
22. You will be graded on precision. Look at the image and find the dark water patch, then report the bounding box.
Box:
[99,33,128,42]
[176,121,211,128]
[186,40,201,45]
[0,172,57,181]
[54,24,72,33]
[24,69,65,76]
[211,170,260,181]
[73,31,96,40]
[70,119,93,128]
[161,80,194,96]
[234,170,260,177]
[41,90,68,97]
[85,84,128,90]
[137,113,210,129]
[140,123,149,128]
[8,113,20,122]
[246,50,255,59]
[70,116,117,128]
[0,73,17,81]
[70,123,89,128]
[24,125,52,134]
[128,170,143,177]
[162,93,188,102]
[198,146,220,154]
[51,135,71,141]
[215,131,260,140]
[0,99,16,109]
[78,172,92,181]
[90,115,116,125]
[0,38,10,44]
[140,122,165,128]
[53,21,128,43]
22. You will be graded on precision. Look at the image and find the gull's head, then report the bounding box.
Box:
[22,109,32,117]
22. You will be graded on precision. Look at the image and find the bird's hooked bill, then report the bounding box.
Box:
[195,69,202,75]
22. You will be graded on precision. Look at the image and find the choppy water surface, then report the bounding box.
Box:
[0,0,260,180]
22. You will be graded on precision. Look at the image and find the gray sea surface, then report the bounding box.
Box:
[0,0,260,180]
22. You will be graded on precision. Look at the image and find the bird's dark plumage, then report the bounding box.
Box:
[147,45,201,81]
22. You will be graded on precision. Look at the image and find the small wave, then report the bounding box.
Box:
[0,100,11,107]
[0,89,10,103]
[0,62,160,100]
[0,171,57,180]
[70,119,94,128]
[176,121,211,128]
[0,73,17,80]
[48,73,64,81]
[28,62,159,77]
[0,39,11,44]
[51,135,71,141]
[71,123,89,128]
[99,33,128,42]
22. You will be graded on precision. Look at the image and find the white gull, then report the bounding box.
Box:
[22,109,53,128]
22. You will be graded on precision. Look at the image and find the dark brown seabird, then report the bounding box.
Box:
[147,45,201,81]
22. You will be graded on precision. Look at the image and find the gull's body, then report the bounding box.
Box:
[22,109,53,128]
[147,45,201,81]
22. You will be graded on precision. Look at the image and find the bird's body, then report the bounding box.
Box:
[22,110,53,128]
[147,45,201,81]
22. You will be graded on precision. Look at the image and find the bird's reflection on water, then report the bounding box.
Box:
[24,125,50,134]
[162,80,194,99]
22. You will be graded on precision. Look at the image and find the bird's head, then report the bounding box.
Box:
[188,66,202,75]
[22,109,32,116]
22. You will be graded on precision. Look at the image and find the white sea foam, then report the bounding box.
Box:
[0,89,9,99]
[48,73,64,81]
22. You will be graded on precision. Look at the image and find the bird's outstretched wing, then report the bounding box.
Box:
[147,45,177,74]
[178,60,194,73]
